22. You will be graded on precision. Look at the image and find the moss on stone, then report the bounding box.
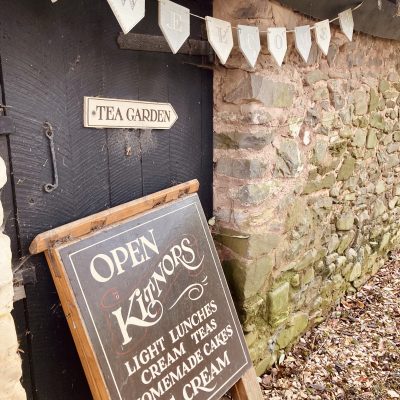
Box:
[276,312,309,348]
[267,283,290,327]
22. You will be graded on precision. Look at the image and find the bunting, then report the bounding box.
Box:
[205,16,234,65]
[339,9,354,42]
[294,25,312,63]
[103,0,362,67]
[107,0,145,34]
[314,19,331,56]
[158,0,190,54]
[267,27,287,67]
[237,25,261,69]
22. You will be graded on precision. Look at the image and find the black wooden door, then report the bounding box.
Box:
[0,0,213,398]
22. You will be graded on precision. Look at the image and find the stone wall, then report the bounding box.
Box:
[213,0,400,375]
[0,157,25,399]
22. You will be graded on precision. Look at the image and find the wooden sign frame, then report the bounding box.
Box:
[30,180,263,400]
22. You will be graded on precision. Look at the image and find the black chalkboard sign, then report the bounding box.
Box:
[30,182,256,400]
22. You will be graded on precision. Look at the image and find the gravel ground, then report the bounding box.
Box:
[259,252,400,400]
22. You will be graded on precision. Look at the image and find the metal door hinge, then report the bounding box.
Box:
[0,116,15,135]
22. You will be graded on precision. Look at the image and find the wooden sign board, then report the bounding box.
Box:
[30,181,262,400]
[83,97,178,130]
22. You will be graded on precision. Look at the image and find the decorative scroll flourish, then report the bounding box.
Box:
[168,276,208,310]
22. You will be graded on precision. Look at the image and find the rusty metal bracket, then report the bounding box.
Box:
[43,121,59,193]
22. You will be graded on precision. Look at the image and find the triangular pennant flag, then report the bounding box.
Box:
[159,0,190,54]
[314,19,331,56]
[339,9,354,41]
[295,25,312,63]
[267,27,287,67]
[107,0,145,34]
[205,17,233,65]
[237,25,261,68]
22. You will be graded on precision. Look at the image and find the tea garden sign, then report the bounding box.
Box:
[84,97,178,130]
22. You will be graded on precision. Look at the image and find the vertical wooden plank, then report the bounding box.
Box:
[0,0,102,397]
[168,55,203,187]
[138,51,172,195]
[0,1,82,398]
[60,0,111,220]
[100,7,143,206]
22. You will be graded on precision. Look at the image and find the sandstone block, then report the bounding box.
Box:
[327,234,340,253]
[216,157,266,179]
[387,142,400,154]
[0,315,19,359]
[305,70,328,86]
[223,255,274,301]
[302,173,336,195]
[379,232,391,251]
[313,140,328,165]
[215,228,281,259]
[369,112,385,130]
[366,129,378,148]
[337,156,356,181]
[214,131,273,150]
[0,203,3,228]
[0,158,6,189]
[267,283,290,326]
[336,212,355,231]
[388,71,400,82]
[369,89,379,112]
[313,87,329,102]
[353,90,368,115]
[235,182,272,205]
[378,79,390,93]
[373,199,387,218]
[375,180,386,194]
[224,73,294,108]
[276,312,309,348]
[255,354,276,376]
[352,128,366,147]
[0,234,12,285]
[349,262,362,282]
[303,267,315,285]
[0,284,13,316]
[383,90,398,100]
[275,139,303,177]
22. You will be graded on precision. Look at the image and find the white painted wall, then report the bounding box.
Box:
[0,157,26,400]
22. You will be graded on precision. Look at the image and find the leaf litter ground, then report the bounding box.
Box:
[258,252,400,400]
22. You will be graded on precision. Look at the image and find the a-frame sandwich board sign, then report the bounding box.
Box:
[30,180,263,400]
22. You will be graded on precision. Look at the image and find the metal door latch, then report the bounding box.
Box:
[43,121,59,193]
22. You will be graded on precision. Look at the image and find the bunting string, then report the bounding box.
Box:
[187,2,364,32]
[103,0,364,67]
